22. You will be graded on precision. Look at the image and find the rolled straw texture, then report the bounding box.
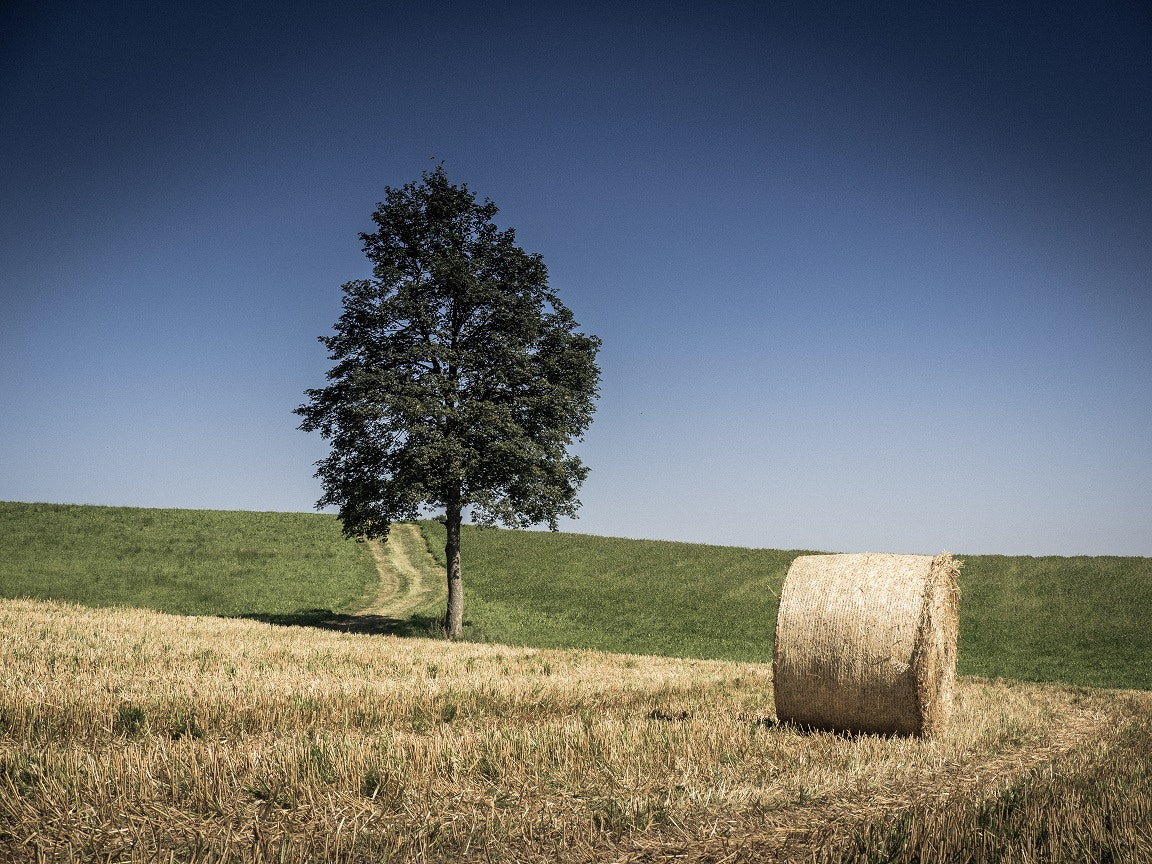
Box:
[772,552,960,737]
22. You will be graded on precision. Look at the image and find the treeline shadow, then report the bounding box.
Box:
[238,609,445,638]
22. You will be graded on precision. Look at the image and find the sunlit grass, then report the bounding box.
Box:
[0,501,375,617]
[824,695,1152,862]
[959,553,1152,689]
[420,522,1152,689]
[420,520,808,661]
[2,598,1148,862]
[2,503,1149,690]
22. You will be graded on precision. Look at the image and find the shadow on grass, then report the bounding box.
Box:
[753,715,916,740]
[239,609,445,639]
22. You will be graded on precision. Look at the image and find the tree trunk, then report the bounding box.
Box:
[444,503,464,640]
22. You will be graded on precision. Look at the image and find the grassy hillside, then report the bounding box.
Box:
[0,502,376,618]
[419,521,807,661]
[958,554,1152,689]
[420,522,1152,690]
[2,502,1148,690]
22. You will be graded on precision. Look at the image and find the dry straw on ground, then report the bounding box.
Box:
[773,552,961,737]
[2,596,1143,863]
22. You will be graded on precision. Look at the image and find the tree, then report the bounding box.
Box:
[295,166,601,639]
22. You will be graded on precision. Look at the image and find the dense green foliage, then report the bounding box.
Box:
[0,502,375,617]
[419,522,1152,690]
[295,166,601,637]
[296,166,600,539]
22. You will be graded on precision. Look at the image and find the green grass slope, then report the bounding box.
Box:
[2,502,1148,690]
[420,520,809,661]
[420,522,1152,691]
[0,502,376,618]
[959,554,1152,690]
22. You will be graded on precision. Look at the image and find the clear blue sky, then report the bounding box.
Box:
[3,1,1150,555]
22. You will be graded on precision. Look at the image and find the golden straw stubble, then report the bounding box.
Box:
[772,552,961,736]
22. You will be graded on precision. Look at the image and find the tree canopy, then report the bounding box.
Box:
[296,166,601,637]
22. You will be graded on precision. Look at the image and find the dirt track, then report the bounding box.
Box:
[359,522,445,618]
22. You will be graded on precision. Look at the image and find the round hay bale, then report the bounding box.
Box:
[772,552,960,737]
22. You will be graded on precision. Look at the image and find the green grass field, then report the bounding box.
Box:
[1,502,1148,690]
[418,521,809,661]
[420,522,1152,690]
[958,553,1152,689]
[0,501,376,618]
[3,501,1151,861]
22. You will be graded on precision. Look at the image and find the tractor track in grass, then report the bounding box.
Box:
[359,522,444,619]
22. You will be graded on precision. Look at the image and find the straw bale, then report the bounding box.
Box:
[772,552,960,737]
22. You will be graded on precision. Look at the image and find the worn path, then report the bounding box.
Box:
[358,522,445,619]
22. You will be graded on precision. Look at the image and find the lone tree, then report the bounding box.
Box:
[296,167,601,639]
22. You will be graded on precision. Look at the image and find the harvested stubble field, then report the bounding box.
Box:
[3,598,1150,863]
